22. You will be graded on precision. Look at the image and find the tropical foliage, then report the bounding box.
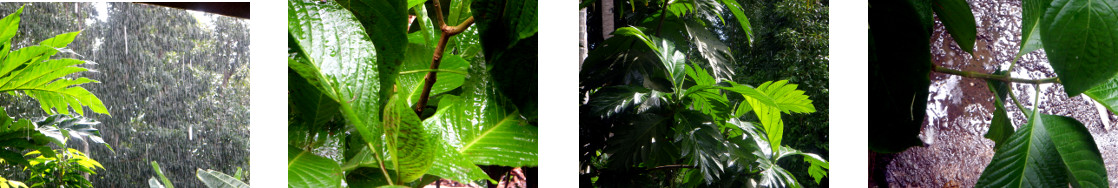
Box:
[147,161,249,188]
[870,0,1116,186]
[0,5,111,188]
[579,0,828,187]
[287,0,538,187]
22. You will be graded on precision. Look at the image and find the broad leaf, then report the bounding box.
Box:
[586,85,663,119]
[1019,0,1052,55]
[656,40,686,91]
[36,114,112,152]
[335,0,409,111]
[675,110,727,183]
[984,80,1013,148]
[977,113,1107,187]
[196,169,250,188]
[288,146,342,188]
[603,113,676,168]
[472,0,539,120]
[424,95,538,167]
[931,0,976,53]
[1039,0,1118,96]
[1084,76,1118,113]
[0,108,56,166]
[289,0,387,165]
[382,93,435,183]
[868,0,932,153]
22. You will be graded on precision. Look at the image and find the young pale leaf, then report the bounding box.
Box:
[930,0,977,53]
[1039,0,1118,96]
[288,146,341,188]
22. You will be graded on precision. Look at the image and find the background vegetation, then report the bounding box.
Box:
[0,3,249,187]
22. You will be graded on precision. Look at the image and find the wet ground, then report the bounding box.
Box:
[882,0,1118,187]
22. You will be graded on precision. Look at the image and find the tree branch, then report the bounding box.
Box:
[655,0,670,36]
[932,65,1059,84]
[414,0,476,115]
[648,164,695,171]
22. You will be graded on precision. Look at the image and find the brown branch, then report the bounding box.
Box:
[414,0,476,115]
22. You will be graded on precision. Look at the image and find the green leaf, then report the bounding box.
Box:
[717,0,752,45]
[586,85,661,119]
[656,40,686,90]
[683,21,735,80]
[984,80,1013,148]
[288,67,342,148]
[289,0,386,164]
[976,113,1107,187]
[685,64,715,86]
[36,114,112,152]
[602,113,676,168]
[150,161,174,188]
[930,0,976,53]
[38,31,80,49]
[1084,76,1118,114]
[148,177,165,188]
[675,110,727,183]
[395,42,468,106]
[1039,0,1118,96]
[425,95,538,167]
[288,146,342,188]
[868,0,933,153]
[0,6,22,45]
[335,0,409,112]
[472,0,539,121]
[382,93,435,183]
[1019,0,1052,55]
[0,57,107,116]
[196,169,250,188]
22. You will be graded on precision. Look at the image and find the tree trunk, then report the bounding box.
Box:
[579,3,588,69]
[600,0,613,40]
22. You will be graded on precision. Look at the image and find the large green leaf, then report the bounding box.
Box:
[382,93,435,183]
[289,0,387,167]
[196,169,250,188]
[288,146,342,188]
[1084,76,1118,113]
[342,139,492,184]
[1019,0,1052,55]
[868,0,932,153]
[0,30,107,116]
[602,113,677,168]
[656,40,686,91]
[930,0,976,53]
[976,112,1107,187]
[424,95,538,167]
[586,85,663,119]
[675,110,727,183]
[0,6,22,46]
[1039,0,1118,96]
[288,67,342,148]
[35,113,112,152]
[472,0,539,121]
[335,0,409,111]
[0,108,56,166]
[722,80,814,154]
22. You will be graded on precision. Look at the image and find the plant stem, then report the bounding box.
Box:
[655,0,670,36]
[414,0,475,115]
[398,68,468,75]
[648,164,695,170]
[932,65,1059,84]
[1008,88,1027,117]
